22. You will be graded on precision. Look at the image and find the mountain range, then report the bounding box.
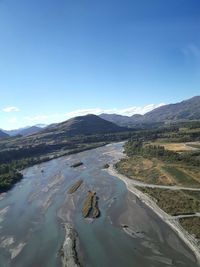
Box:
[0,115,126,141]
[2,124,46,137]
[0,115,128,150]
[0,130,9,138]
[0,96,199,140]
[100,96,200,127]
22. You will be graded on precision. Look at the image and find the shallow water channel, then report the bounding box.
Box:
[0,143,199,267]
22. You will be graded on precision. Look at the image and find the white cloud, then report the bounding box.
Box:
[62,103,165,118]
[111,103,165,116]
[2,106,20,112]
[23,103,165,125]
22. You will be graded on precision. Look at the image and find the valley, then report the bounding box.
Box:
[0,114,131,193]
[0,96,200,266]
[1,0,200,265]
[0,143,199,267]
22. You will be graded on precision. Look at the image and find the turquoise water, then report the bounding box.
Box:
[0,143,199,267]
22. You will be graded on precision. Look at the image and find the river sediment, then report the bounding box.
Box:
[60,223,81,267]
[0,142,199,267]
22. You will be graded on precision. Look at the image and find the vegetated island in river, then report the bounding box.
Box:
[68,180,83,194]
[82,191,100,218]
[70,162,83,168]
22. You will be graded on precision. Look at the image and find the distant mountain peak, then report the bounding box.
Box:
[99,96,200,127]
[0,130,9,139]
[2,124,45,137]
[43,113,127,137]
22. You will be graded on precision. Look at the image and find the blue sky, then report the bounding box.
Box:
[0,0,200,129]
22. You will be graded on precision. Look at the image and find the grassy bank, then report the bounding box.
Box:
[136,186,200,239]
[114,123,200,246]
[116,156,200,187]
[179,217,200,239]
[136,187,200,216]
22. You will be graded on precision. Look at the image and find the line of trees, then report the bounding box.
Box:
[124,140,200,166]
[0,156,52,192]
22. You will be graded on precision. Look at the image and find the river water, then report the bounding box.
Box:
[0,142,199,267]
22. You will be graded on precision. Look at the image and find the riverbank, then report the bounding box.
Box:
[0,142,108,195]
[107,164,200,264]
